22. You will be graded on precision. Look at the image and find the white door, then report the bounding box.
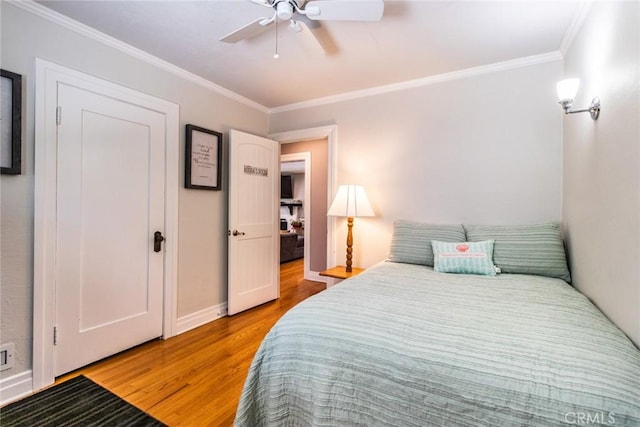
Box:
[54,83,166,376]
[228,130,280,315]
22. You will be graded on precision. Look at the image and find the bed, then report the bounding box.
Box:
[235,222,640,426]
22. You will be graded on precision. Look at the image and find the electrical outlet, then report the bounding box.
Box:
[0,342,15,371]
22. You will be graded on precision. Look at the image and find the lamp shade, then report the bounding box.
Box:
[556,78,580,101]
[327,185,374,218]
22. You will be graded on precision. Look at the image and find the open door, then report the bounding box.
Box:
[228,130,280,315]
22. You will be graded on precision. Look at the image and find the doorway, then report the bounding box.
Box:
[278,137,331,282]
[280,153,311,279]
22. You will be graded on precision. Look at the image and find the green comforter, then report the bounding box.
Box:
[236,261,640,426]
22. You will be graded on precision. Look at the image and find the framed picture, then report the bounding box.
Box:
[1,69,22,175]
[185,124,222,190]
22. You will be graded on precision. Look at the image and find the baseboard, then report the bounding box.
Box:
[306,270,329,287]
[176,271,326,336]
[324,278,342,288]
[176,303,228,335]
[0,370,33,406]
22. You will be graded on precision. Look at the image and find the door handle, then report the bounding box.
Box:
[154,231,165,252]
[232,230,246,236]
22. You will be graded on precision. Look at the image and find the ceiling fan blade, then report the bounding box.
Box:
[303,0,384,21]
[297,16,338,55]
[219,18,273,43]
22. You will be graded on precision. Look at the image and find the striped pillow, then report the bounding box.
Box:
[388,221,466,267]
[432,240,499,276]
[464,223,571,282]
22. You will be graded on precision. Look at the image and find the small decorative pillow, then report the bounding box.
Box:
[431,240,500,276]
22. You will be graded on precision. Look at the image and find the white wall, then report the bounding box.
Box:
[562,2,640,346]
[0,2,268,380]
[270,61,564,268]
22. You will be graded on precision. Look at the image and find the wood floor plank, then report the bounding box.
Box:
[56,259,324,426]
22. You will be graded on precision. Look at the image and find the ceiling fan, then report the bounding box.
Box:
[220,0,384,55]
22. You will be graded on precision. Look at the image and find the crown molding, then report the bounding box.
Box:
[8,0,269,113]
[270,51,563,114]
[10,0,568,117]
[559,1,593,56]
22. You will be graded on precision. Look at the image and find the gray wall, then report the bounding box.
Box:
[270,61,564,268]
[0,2,268,379]
[562,1,640,346]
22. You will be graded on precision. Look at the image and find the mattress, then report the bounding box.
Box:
[235,261,640,426]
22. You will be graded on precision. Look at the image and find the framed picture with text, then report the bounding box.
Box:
[1,69,22,175]
[185,124,222,190]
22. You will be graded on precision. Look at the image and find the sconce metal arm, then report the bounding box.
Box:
[559,97,601,120]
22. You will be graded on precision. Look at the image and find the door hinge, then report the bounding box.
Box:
[53,326,57,346]
[56,106,62,125]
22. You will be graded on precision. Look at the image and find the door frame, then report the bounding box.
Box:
[281,152,312,280]
[270,125,338,278]
[32,59,180,390]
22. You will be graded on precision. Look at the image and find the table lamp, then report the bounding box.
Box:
[327,185,375,273]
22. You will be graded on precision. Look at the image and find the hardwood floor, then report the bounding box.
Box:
[56,259,324,426]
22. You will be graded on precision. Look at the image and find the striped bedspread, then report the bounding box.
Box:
[235,262,640,426]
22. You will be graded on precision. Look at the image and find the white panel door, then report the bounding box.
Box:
[54,83,165,376]
[228,130,280,315]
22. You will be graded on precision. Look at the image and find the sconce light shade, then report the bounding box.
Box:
[556,78,600,120]
[556,78,580,102]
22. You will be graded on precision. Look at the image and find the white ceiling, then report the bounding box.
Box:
[35,0,583,109]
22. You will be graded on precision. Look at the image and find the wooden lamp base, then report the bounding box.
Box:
[345,216,354,273]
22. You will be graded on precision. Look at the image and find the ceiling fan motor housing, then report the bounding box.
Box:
[276,1,293,21]
[274,0,300,20]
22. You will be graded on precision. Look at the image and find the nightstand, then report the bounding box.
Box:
[319,266,365,280]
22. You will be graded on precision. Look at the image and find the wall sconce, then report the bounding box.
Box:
[556,78,600,120]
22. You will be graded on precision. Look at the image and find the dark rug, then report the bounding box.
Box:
[0,375,166,426]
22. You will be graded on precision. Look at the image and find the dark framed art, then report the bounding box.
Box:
[185,124,222,190]
[1,69,22,175]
